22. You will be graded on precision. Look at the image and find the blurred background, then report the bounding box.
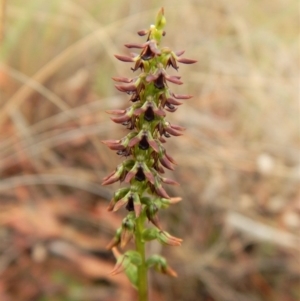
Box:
[0,0,299,300]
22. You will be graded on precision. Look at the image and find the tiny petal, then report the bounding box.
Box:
[106,228,122,249]
[153,107,166,117]
[105,109,126,115]
[148,139,159,153]
[115,84,137,93]
[146,74,158,82]
[165,103,177,112]
[166,97,183,106]
[165,75,183,85]
[125,42,146,49]
[109,255,130,276]
[144,170,155,185]
[112,76,133,83]
[148,40,161,55]
[133,194,142,217]
[125,170,136,183]
[171,124,186,131]
[137,29,149,36]
[165,126,182,136]
[102,174,119,186]
[158,231,183,246]
[114,54,134,62]
[161,177,180,186]
[177,57,197,64]
[172,93,193,99]
[155,184,170,199]
[159,156,175,170]
[175,50,185,56]
[165,152,177,164]
[110,115,131,123]
[162,266,178,278]
[128,136,141,148]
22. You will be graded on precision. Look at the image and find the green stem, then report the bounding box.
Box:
[135,212,148,301]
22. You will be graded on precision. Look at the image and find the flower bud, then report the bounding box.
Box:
[121,213,136,248]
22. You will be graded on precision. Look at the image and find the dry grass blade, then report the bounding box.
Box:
[0,9,159,126]
[0,0,6,43]
[0,173,111,199]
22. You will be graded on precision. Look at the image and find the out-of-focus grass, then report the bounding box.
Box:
[0,0,299,301]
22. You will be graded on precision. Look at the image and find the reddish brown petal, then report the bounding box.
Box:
[175,50,185,56]
[165,127,182,136]
[146,74,159,82]
[171,124,186,131]
[107,198,116,211]
[148,40,161,55]
[162,266,178,278]
[114,54,134,62]
[134,203,142,217]
[105,109,126,115]
[115,84,137,93]
[106,237,120,250]
[159,156,174,170]
[133,108,145,116]
[166,97,183,105]
[156,185,170,199]
[120,230,133,249]
[177,57,197,64]
[112,76,133,83]
[159,136,167,143]
[124,42,146,49]
[165,75,183,85]
[110,115,131,123]
[144,171,155,185]
[165,152,177,164]
[153,108,166,117]
[131,59,144,71]
[137,29,148,36]
[168,56,178,70]
[109,260,126,276]
[165,104,177,112]
[148,139,159,153]
[102,169,115,181]
[128,136,141,147]
[113,197,129,212]
[161,177,180,186]
[160,232,182,246]
[102,140,124,150]
[124,170,136,183]
[102,175,120,186]
[148,214,162,230]
[169,197,182,204]
[172,93,193,99]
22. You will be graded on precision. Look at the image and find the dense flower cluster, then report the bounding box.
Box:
[102,8,196,284]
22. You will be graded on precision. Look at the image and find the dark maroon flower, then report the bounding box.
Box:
[134,97,165,121]
[124,161,155,185]
[146,65,183,90]
[128,129,159,152]
[125,40,161,61]
[157,121,185,138]
[102,164,126,186]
